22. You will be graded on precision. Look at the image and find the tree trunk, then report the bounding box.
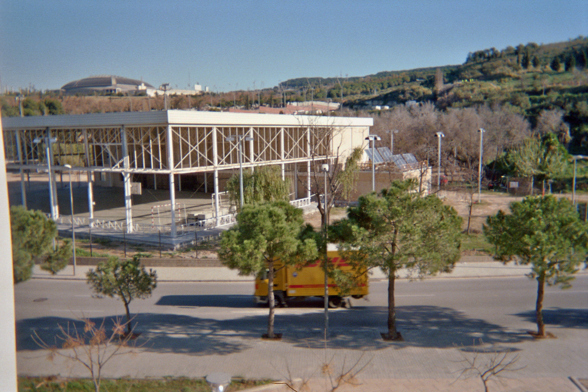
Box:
[467,197,473,235]
[124,300,132,335]
[535,272,546,336]
[387,270,398,339]
[267,261,275,338]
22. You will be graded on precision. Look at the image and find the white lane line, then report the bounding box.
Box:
[396,294,436,297]
[546,290,588,294]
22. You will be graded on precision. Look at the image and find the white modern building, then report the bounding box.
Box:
[2,110,373,235]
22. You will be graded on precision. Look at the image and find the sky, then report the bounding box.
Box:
[0,0,587,93]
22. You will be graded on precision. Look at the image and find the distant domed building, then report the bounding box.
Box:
[61,75,154,95]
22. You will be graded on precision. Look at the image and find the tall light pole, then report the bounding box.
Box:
[435,132,445,191]
[365,135,381,192]
[572,155,587,204]
[388,129,399,155]
[226,135,254,208]
[321,163,329,340]
[160,83,170,110]
[478,128,485,203]
[64,164,76,276]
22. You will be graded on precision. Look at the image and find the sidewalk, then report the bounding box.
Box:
[31,256,567,282]
[248,377,586,392]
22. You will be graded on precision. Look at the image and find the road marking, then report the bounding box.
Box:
[395,294,436,297]
[546,290,588,294]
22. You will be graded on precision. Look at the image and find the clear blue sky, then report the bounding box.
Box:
[1,0,586,92]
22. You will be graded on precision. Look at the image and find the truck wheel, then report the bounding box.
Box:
[328,296,342,308]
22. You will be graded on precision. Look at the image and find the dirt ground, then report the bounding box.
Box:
[305,190,588,235]
[7,173,588,259]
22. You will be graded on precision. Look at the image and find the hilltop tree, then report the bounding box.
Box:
[335,180,462,340]
[218,202,317,338]
[87,256,157,335]
[550,57,562,72]
[11,206,71,283]
[484,196,588,337]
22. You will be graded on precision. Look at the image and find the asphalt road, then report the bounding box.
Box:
[14,275,588,381]
[16,275,588,344]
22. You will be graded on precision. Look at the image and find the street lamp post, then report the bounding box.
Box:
[388,129,399,155]
[321,163,329,340]
[478,128,485,203]
[365,135,382,192]
[64,164,76,276]
[226,135,254,208]
[572,155,587,204]
[435,132,445,191]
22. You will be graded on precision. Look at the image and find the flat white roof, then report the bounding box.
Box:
[1,110,373,130]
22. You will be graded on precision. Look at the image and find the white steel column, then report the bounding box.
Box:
[249,127,255,173]
[212,127,220,225]
[121,126,133,233]
[150,139,157,190]
[166,125,177,236]
[15,130,26,208]
[280,127,285,180]
[45,130,59,219]
[83,130,94,226]
[306,127,311,199]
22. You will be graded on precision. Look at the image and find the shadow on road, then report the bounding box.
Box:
[17,304,531,356]
[513,308,588,329]
[156,294,256,308]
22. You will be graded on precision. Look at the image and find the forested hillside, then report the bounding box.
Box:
[2,37,587,157]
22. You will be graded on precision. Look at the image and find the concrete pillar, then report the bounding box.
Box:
[166,125,177,236]
[0,114,18,392]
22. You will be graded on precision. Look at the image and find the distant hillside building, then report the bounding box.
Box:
[61,75,155,95]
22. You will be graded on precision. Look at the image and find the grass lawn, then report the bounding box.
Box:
[18,376,273,392]
[460,232,494,255]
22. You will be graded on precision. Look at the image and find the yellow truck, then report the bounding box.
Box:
[254,249,368,308]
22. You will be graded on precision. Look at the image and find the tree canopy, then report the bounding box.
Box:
[335,179,462,340]
[504,133,569,194]
[226,165,290,210]
[218,201,317,338]
[484,196,587,337]
[86,256,157,334]
[10,206,71,283]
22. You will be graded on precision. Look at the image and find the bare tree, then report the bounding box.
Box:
[455,340,525,392]
[535,109,571,144]
[33,317,138,392]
